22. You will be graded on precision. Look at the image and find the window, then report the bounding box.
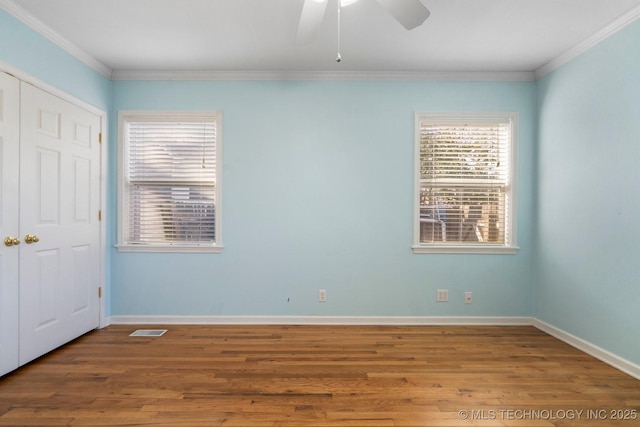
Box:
[413,112,517,254]
[117,111,222,252]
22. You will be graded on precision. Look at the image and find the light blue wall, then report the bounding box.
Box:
[535,20,640,365]
[0,10,110,111]
[2,1,637,368]
[110,80,537,317]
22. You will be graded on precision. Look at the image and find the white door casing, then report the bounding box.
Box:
[0,72,20,376]
[18,82,101,365]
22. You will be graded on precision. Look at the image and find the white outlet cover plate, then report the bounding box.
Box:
[436,289,448,302]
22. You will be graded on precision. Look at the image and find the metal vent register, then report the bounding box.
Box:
[129,329,168,337]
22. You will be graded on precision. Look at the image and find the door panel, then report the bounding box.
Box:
[71,245,91,314]
[19,82,100,365]
[0,72,20,376]
[36,148,61,224]
[34,249,60,330]
[73,157,92,222]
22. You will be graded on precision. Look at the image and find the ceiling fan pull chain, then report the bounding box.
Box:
[336,1,342,62]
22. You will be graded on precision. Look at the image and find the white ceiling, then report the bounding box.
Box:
[5,0,640,78]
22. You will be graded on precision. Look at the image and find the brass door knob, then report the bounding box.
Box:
[24,234,40,244]
[4,236,20,247]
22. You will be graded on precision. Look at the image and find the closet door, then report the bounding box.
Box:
[18,82,101,365]
[0,72,20,376]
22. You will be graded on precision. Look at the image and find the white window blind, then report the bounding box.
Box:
[119,112,221,251]
[415,113,517,252]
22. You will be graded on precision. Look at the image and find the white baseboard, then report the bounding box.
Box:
[107,315,533,326]
[533,318,640,380]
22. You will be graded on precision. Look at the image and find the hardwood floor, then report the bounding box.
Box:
[0,325,638,426]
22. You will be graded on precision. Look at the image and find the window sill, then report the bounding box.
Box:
[115,244,223,254]
[412,245,518,255]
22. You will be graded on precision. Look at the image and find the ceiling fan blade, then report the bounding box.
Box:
[296,0,329,44]
[375,0,430,30]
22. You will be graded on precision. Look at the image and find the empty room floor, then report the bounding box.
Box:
[0,325,639,426]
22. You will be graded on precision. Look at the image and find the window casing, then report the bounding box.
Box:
[117,111,222,253]
[413,112,518,254]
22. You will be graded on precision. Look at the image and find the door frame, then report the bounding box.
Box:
[0,60,108,328]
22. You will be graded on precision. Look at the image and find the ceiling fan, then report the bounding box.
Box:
[296,0,431,45]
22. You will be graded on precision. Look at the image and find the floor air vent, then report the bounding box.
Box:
[129,329,168,337]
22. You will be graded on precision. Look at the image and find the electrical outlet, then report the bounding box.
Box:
[436,289,448,302]
[318,289,327,302]
[465,292,472,304]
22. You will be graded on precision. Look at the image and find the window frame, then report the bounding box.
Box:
[412,112,518,254]
[116,110,223,253]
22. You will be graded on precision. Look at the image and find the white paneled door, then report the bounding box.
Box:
[0,71,101,376]
[18,82,101,366]
[0,72,21,376]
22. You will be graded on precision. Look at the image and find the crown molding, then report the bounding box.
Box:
[0,0,112,78]
[535,4,640,79]
[111,69,535,82]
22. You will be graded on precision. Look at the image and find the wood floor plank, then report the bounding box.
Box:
[0,325,638,426]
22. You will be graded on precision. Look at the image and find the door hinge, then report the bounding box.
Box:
[98,287,102,298]
[98,210,102,221]
[98,133,102,144]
